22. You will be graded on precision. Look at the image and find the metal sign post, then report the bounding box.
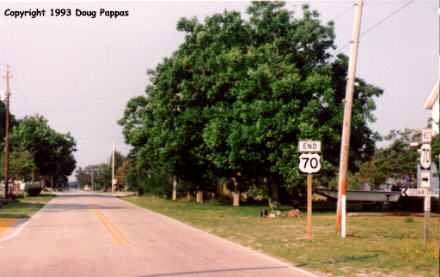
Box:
[424,196,431,244]
[298,140,322,238]
[405,129,435,247]
[421,129,432,246]
[307,174,312,237]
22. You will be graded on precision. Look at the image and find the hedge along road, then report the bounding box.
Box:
[0,190,318,277]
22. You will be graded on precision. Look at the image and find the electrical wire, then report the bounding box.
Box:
[334,0,414,54]
[11,77,38,113]
[330,3,355,22]
[13,86,145,95]
[360,0,414,38]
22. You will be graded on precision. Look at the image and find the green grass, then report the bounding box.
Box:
[0,193,55,218]
[123,195,439,277]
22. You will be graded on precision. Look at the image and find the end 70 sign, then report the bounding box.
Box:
[299,153,321,174]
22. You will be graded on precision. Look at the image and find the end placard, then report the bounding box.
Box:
[298,141,321,153]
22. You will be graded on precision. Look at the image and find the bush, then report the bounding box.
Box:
[25,183,42,196]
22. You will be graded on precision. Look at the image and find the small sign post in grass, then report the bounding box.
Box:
[405,129,438,247]
[298,140,322,238]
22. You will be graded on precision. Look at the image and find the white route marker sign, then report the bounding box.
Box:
[420,143,431,170]
[420,171,431,188]
[299,153,321,174]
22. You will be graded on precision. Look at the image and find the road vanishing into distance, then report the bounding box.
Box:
[0,190,317,277]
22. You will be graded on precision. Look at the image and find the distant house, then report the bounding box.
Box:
[424,79,439,135]
[418,79,439,189]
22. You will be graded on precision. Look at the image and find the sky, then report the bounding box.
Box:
[0,1,437,182]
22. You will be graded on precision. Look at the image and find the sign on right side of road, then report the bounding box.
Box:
[298,141,321,153]
[421,129,432,143]
[298,153,321,174]
[401,188,439,197]
[420,143,431,170]
[420,171,431,188]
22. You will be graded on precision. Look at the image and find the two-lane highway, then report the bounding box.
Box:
[0,190,318,277]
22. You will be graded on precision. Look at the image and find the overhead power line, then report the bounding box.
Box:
[334,0,414,53]
[361,0,414,37]
[13,86,145,95]
[330,3,355,22]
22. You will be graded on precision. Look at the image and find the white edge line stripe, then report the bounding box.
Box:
[0,219,31,242]
[0,194,57,243]
[121,199,320,277]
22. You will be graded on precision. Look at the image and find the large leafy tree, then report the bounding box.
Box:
[75,151,126,190]
[120,2,383,204]
[369,129,419,188]
[0,101,18,149]
[0,148,36,181]
[75,167,90,188]
[8,114,76,188]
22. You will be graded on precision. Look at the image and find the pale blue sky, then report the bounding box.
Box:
[0,1,437,181]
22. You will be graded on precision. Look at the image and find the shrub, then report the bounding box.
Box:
[25,183,42,196]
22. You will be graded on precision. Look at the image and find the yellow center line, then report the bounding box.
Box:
[89,202,130,245]
[93,208,122,245]
[95,209,131,245]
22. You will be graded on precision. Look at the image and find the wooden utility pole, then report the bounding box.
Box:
[307,174,313,238]
[91,166,94,192]
[420,129,433,247]
[112,140,115,192]
[336,0,363,237]
[424,196,430,245]
[3,66,11,201]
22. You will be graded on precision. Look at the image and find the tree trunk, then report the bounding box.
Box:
[232,177,240,207]
[270,175,281,203]
[196,184,203,203]
[42,176,47,190]
[50,176,54,190]
[172,176,177,201]
[31,171,35,184]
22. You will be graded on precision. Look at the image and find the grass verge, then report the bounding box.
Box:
[0,193,55,218]
[123,195,439,277]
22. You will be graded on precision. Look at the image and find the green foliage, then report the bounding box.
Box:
[0,100,18,150]
[125,166,147,194]
[432,134,439,171]
[119,2,383,201]
[75,151,126,191]
[25,183,42,196]
[95,163,111,189]
[373,129,420,188]
[351,129,438,190]
[75,167,90,188]
[142,167,173,197]
[8,114,77,185]
[0,194,53,218]
[0,148,36,180]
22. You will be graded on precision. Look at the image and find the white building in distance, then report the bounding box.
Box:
[418,79,439,190]
[424,79,439,135]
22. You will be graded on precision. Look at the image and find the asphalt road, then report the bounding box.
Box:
[0,190,318,277]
